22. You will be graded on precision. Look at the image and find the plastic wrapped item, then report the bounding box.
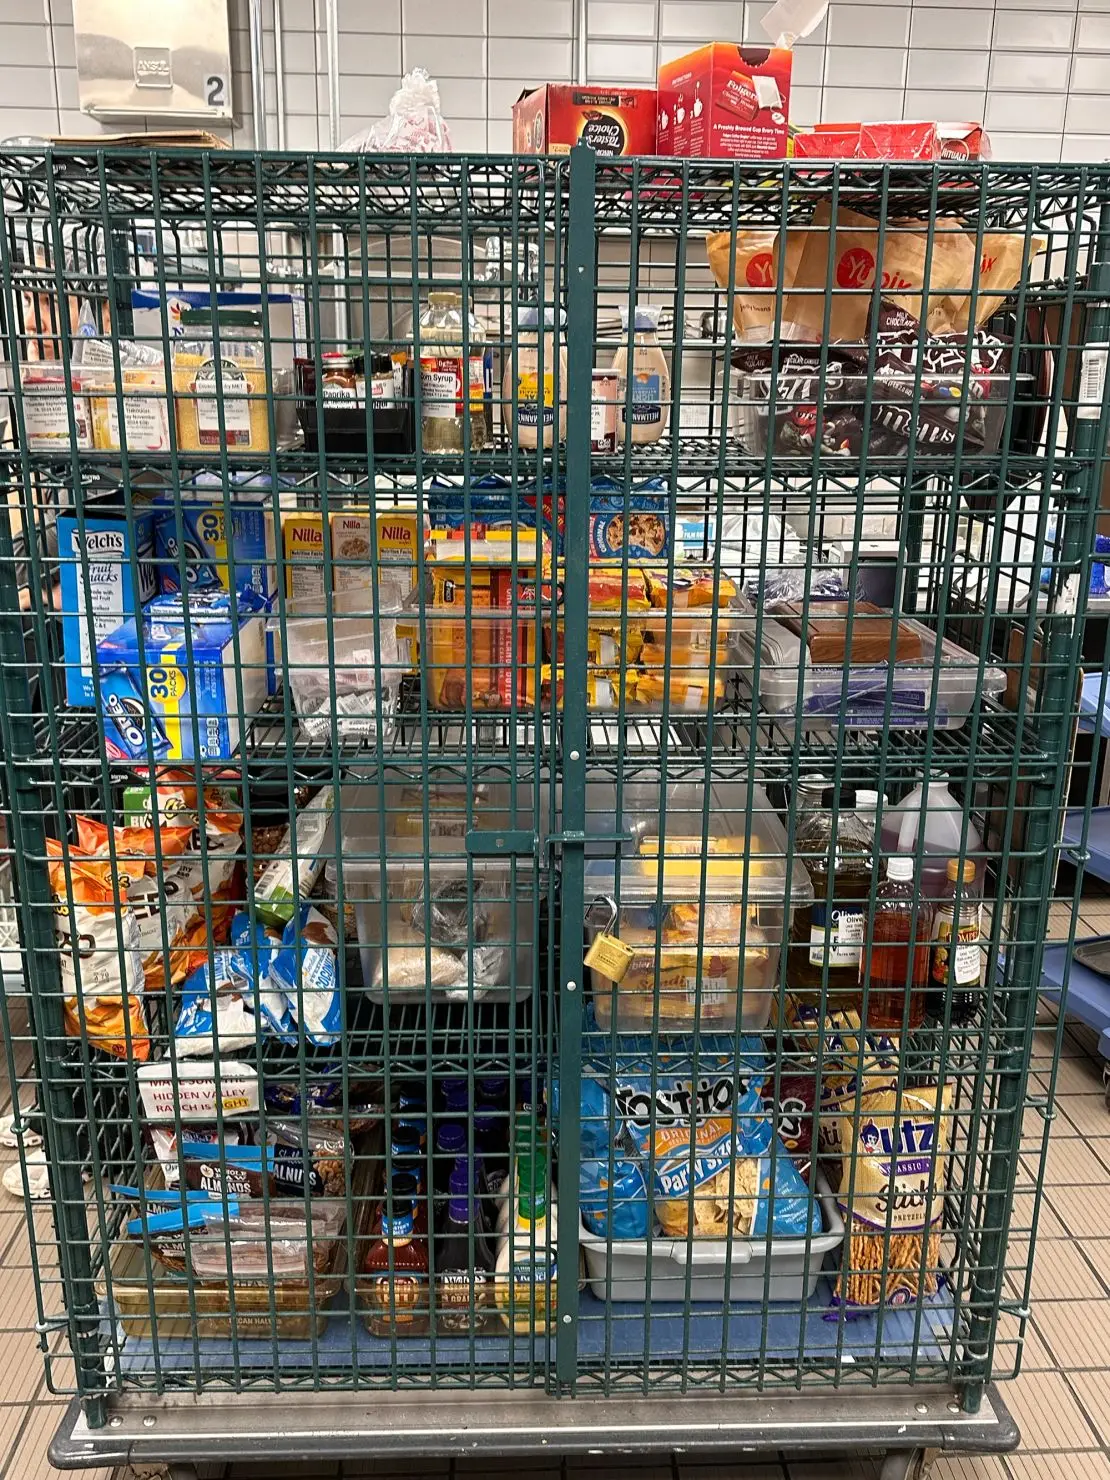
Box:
[268,904,342,1047]
[343,782,534,1002]
[583,782,812,1033]
[341,69,452,154]
[279,591,402,744]
[732,594,1007,731]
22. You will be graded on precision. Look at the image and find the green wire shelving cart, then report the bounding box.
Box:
[0,145,1105,1480]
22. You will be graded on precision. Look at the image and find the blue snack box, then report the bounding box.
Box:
[96,595,268,763]
[58,508,158,707]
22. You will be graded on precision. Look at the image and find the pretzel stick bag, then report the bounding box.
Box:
[832,1083,952,1314]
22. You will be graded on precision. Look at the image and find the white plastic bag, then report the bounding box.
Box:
[341,69,453,154]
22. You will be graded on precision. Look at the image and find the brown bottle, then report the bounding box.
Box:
[788,786,874,1006]
[857,856,932,1031]
[363,1195,429,1338]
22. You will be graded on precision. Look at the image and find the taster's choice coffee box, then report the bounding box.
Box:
[658,44,792,160]
[513,85,657,156]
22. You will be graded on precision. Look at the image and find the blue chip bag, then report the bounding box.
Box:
[580,1157,650,1240]
[267,904,341,1047]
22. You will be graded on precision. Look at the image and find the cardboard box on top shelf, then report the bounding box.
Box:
[513,86,657,156]
[658,44,792,160]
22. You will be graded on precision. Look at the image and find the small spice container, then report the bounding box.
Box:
[590,368,619,453]
[321,349,359,403]
[20,365,92,450]
[172,307,271,454]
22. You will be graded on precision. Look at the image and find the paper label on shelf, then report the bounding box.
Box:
[105,395,171,451]
[808,904,864,968]
[24,391,92,447]
[1056,574,1080,616]
[1079,345,1108,420]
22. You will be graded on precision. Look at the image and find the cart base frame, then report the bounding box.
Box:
[48,1383,1019,1471]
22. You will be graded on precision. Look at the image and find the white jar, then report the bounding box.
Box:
[504,306,567,450]
[612,303,670,445]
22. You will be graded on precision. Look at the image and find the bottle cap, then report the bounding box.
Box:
[820,785,856,808]
[886,856,914,882]
[449,1160,471,1198]
[391,1123,421,1155]
[390,1171,420,1200]
[947,858,976,883]
[436,1122,466,1155]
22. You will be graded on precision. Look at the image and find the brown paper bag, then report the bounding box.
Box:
[774,201,880,344]
[705,229,779,342]
[938,232,1048,334]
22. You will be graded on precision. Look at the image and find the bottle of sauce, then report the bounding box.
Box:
[363,1193,429,1338]
[788,786,874,1006]
[436,1158,493,1333]
[612,303,670,445]
[927,859,982,1025]
[493,1140,557,1333]
[857,856,932,1031]
[417,290,489,453]
[503,306,567,449]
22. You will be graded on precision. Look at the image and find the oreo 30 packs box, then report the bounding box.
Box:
[96,591,267,763]
[58,506,158,707]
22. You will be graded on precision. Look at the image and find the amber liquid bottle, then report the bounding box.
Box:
[788,785,874,1006]
[363,1196,429,1338]
[858,856,932,1031]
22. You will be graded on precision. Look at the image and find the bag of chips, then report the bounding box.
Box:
[268,904,341,1047]
[580,1157,650,1240]
[47,839,149,1060]
[831,1083,952,1314]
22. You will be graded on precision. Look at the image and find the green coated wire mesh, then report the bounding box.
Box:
[0,147,1102,1422]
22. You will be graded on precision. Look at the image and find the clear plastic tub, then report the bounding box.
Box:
[731,602,1006,731]
[578,1172,843,1303]
[277,590,403,744]
[583,782,812,1034]
[341,781,535,1002]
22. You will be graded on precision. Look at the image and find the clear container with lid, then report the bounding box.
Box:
[341,781,535,1003]
[503,305,567,449]
[612,303,670,445]
[416,290,490,453]
[172,306,270,453]
[583,782,812,1033]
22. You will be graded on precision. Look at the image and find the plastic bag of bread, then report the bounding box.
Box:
[831,1083,952,1314]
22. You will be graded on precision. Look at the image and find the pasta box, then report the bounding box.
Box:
[658,44,792,160]
[513,86,657,156]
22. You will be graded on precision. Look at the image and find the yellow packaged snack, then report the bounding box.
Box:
[635,669,724,710]
[643,565,737,610]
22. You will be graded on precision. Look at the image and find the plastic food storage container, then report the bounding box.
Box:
[578,1171,843,1303]
[341,781,535,1002]
[276,591,403,744]
[731,600,1006,730]
[583,782,812,1033]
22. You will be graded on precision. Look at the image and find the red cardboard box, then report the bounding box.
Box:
[796,121,940,160]
[513,86,657,156]
[658,44,792,160]
[937,123,991,160]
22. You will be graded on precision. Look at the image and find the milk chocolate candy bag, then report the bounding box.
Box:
[705,229,778,343]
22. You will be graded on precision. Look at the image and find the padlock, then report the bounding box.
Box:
[583,896,634,984]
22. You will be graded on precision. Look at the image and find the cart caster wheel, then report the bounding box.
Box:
[880,1450,933,1480]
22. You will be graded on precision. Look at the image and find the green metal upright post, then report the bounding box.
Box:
[554,142,597,1393]
[961,193,1110,1413]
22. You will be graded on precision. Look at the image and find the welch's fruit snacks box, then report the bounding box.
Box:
[96,590,267,763]
[59,505,158,707]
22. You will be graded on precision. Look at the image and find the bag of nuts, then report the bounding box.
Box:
[268,1118,349,1198]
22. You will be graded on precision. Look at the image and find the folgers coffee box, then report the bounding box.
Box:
[96,592,268,762]
[513,85,657,156]
[658,44,792,160]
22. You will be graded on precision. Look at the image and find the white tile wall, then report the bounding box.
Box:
[0,0,1104,162]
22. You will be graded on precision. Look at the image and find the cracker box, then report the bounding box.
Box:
[96,594,268,763]
[658,45,792,161]
[58,505,158,707]
[426,538,538,710]
[513,86,656,156]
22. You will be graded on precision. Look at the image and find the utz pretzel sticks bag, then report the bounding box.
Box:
[831,1083,953,1315]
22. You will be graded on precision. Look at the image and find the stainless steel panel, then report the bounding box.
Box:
[73,0,235,122]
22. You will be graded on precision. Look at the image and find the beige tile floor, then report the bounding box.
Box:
[3,903,1110,1479]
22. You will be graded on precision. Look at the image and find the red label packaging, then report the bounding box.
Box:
[658,44,792,160]
[938,123,991,160]
[513,86,657,156]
